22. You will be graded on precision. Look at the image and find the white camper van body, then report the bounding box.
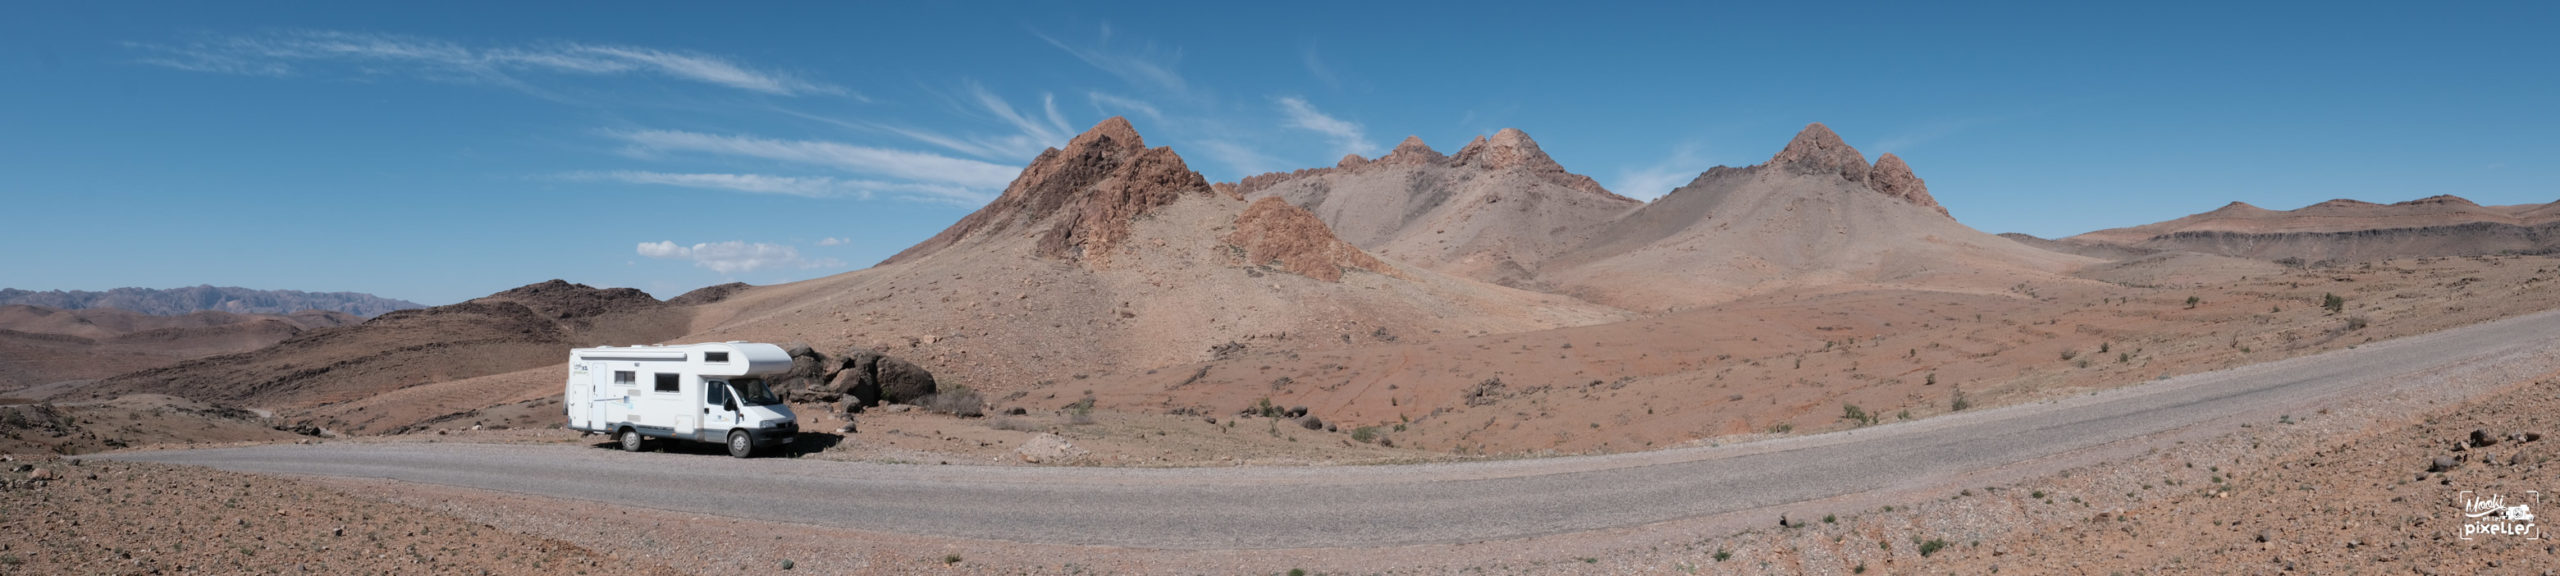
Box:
[564,342,799,457]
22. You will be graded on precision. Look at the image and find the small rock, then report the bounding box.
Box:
[1007,407,1029,416]
[1202,416,1217,425]
[2429,456,2460,472]
[2471,429,2497,447]
[333,527,344,537]
[1287,406,1310,418]
[2525,432,2543,443]
[1300,416,1325,430]
[28,468,55,481]
[835,426,854,434]
[780,559,795,570]
[886,405,915,413]
[469,424,483,431]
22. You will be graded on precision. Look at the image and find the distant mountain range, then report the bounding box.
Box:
[0,286,423,317]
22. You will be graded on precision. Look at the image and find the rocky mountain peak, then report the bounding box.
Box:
[1770,122,1870,183]
[1453,128,1561,172]
[1336,153,1371,169]
[1374,136,1445,166]
[1068,116,1145,153]
[880,117,1212,266]
[1867,153,1949,217]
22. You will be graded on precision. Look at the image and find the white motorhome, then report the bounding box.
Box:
[564,342,800,458]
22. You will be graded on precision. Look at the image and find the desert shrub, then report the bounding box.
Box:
[1841,404,1877,427]
[1918,538,1951,557]
[1766,422,1794,434]
[921,386,985,417]
[2185,296,2201,309]
[1350,426,1381,444]
[2344,316,2369,331]
[1951,387,1972,411]
[986,417,1038,432]
[2059,349,2078,361]
[2322,293,2346,314]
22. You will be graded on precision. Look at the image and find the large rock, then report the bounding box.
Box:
[772,344,832,401]
[876,356,938,404]
[826,348,886,408]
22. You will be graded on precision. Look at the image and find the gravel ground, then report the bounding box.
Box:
[0,458,682,575]
[78,309,2560,573]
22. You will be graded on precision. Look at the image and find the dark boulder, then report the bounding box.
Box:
[877,356,938,404]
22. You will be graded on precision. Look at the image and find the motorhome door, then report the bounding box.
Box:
[704,381,736,435]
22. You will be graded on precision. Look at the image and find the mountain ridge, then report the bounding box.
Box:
[0,286,423,317]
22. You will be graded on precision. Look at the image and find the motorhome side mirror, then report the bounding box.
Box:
[724,400,738,412]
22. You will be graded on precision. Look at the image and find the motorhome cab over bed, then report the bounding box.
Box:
[564,342,799,458]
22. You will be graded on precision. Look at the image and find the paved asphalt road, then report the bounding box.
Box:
[107,310,2560,549]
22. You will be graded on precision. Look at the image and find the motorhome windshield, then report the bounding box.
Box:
[728,378,783,406]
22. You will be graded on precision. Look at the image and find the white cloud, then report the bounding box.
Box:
[1035,23,1191,98]
[131,30,845,97]
[1612,143,1714,201]
[562,170,988,204]
[1275,96,1378,158]
[637,240,843,274]
[611,129,1020,191]
[815,237,850,246]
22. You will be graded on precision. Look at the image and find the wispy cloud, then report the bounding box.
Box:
[1034,23,1190,98]
[777,84,1077,163]
[815,237,851,247]
[611,129,1019,191]
[563,170,988,204]
[637,240,843,274]
[1275,96,1378,158]
[1086,92,1163,122]
[1302,43,1343,92]
[1194,139,1288,177]
[1612,143,1714,201]
[130,30,846,97]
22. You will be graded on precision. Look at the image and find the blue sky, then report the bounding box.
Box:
[4,2,2553,304]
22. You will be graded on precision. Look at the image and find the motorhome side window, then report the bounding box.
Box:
[613,371,635,386]
[706,382,729,406]
[653,373,679,393]
[705,351,729,363]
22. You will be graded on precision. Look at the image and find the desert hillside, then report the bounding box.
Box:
[1236,130,1642,289]
[0,305,360,391]
[2067,194,2560,261]
[685,118,1627,400]
[1540,123,2092,311]
[70,280,691,409]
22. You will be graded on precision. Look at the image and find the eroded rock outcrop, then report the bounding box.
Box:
[1224,197,1396,282]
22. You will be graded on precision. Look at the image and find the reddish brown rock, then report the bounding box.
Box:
[1868,153,1949,217]
[1450,129,1624,200]
[1373,136,1444,166]
[883,117,1212,266]
[1224,197,1396,282]
[1769,122,1870,184]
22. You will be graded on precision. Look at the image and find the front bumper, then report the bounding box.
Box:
[745,421,798,447]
